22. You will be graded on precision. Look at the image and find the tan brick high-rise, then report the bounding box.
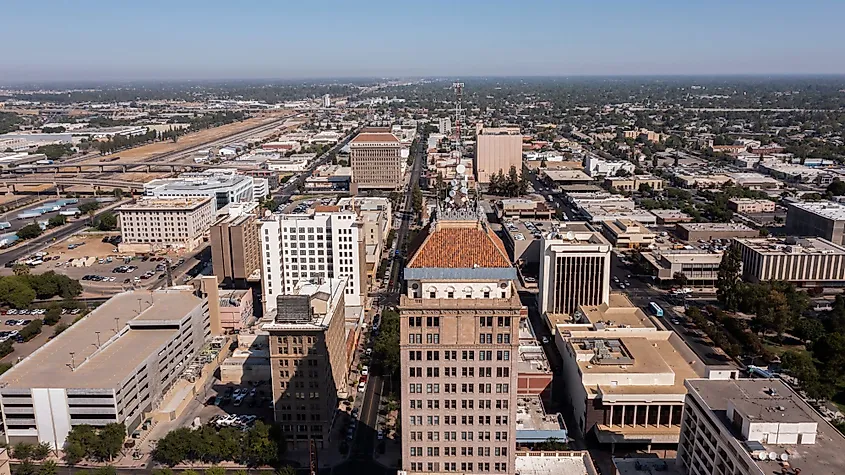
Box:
[349,128,402,189]
[400,210,524,474]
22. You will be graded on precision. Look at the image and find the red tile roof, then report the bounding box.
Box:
[407,223,512,269]
[351,132,400,144]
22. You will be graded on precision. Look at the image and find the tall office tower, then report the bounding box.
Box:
[475,126,523,184]
[438,117,452,135]
[538,224,612,316]
[400,209,524,475]
[349,128,402,190]
[322,94,331,108]
[210,202,261,288]
[259,208,365,314]
[264,279,349,449]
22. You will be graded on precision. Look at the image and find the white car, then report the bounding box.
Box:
[361,366,369,376]
[358,382,366,392]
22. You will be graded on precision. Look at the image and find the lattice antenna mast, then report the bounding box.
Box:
[452,82,464,153]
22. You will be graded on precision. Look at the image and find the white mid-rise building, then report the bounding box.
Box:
[259,209,364,313]
[584,155,636,178]
[144,169,255,211]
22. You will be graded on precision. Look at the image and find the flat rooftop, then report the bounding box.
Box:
[515,395,565,432]
[0,290,202,389]
[262,278,345,331]
[677,222,755,232]
[515,452,596,475]
[146,174,252,192]
[613,458,682,475]
[119,197,211,210]
[576,293,656,329]
[789,200,845,221]
[735,236,845,255]
[687,378,845,475]
[544,169,594,182]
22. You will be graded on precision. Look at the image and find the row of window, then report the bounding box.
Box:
[408,367,510,378]
[408,383,510,395]
[408,461,508,473]
[407,350,511,361]
[409,399,510,410]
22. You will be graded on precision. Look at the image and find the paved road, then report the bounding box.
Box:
[385,136,424,298]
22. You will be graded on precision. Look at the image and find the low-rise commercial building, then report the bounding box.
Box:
[642,249,724,284]
[604,175,665,193]
[220,334,270,384]
[217,289,254,332]
[726,172,783,190]
[497,198,554,219]
[119,197,214,252]
[678,379,845,475]
[556,294,736,452]
[786,200,845,246]
[264,279,349,448]
[0,290,210,448]
[304,165,351,191]
[728,198,775,214]
[651,209,694,225]
[542,169,595,185]
[734,236,845,284]
[674,222,757,242]
[584,156,636,178]
[602,219,656,249]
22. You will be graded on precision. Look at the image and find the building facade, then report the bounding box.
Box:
[259,209,365,313]
[601,219,655,249]
[349,129,402,189]
[476,126,523,184]
[678,379,845,475]
[0,290,209,448]
[734,236,845,284]
[674,222,758,242]
[118,197,214,252]
[727,198,775,214]
[786,200,845,246]
[264,280,348,448]
[539,226,612,316]
[143,169,255,211]
[210,202,261,287]
[400,211,523,474]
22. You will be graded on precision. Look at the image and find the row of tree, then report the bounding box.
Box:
[62,423,126,464]
[0,271,83,309]
[487,166,529,197]
[152,422,284,467]
[373,309,401,380]
[97,129,158,155]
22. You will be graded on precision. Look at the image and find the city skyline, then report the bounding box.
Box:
[2,0,845,81]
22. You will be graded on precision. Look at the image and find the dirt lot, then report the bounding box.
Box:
[79,116,281,164]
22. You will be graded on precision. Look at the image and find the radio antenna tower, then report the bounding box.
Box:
[452,82,464,153]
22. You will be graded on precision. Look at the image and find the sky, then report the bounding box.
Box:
[2,0,844,82]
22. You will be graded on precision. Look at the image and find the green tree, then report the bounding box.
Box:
[151,469,174,475]
[12,264,30,276]
[241,421,278,467]
[91,423,125,461]
[794,318,825,343]
[92,466,116,475]
[205,466,227,475]
[275,466,297,475]
[112,188,124,198]
[47,214,67,228]
[12,442,34,460]
[716,246,742,311]
[0,276,36,309]
[96,212,118,232]
[13,460,35,475]
[411,185,423,214]
[37,460,58,475]
[374,309,401,376]
[31,442,51,461]
[16,224,43,240]
[673,272,688,287]
[827,178,845,196]
[43,306,62,326]
[62,441,86,465]
[755,290,793,337]
[153,427,192,466]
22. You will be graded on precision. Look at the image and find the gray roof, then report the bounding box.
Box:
[404,267,517,281]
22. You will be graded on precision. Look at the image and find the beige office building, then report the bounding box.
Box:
[349,129,402,189]
[264,279,349,449]
[601,219,655,249]
[476,126,523,184]
[118,197,214,252]
[727,198,775,214]
[210,202,261,287]
[734,236,845,284]
[400,211,524,474]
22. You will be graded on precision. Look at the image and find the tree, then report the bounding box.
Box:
[781,350,830,400]
[673,272,688,287]
[0,276,36,309]
[47,214,67,228]
[755,290,793,337]
[37,460,58,475]
[112,188,124,198]
[92,467,116,475]
[12,442,34,460]
[13,460,35,475]
[411,185,423,214]
[374,309,401,377]
[205,467,227,475]
[638,183,653,195]
[43,306,62,326]
[31,442,51,461]
[241,422,278,467]
[91,423,125,461]
[716,246,742,311]
[794,318,825,344]
[827,178,845,196]
[62,441,86,465]
[275,467,297,475]
[96,213,118,232]
[16,224,43,240]
[12,264,30,276]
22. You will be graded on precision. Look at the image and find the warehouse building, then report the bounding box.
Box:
[0,290,210,449]
[674,222,757,242]
[734,236,845,285]
[786,200,845,246]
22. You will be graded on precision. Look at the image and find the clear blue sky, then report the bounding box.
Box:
[2,0,844,81]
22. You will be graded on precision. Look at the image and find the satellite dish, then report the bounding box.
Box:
[451,179,459,187]
[757,453,768,461]
[263,210,272,217]
[449,190,456,197]
[780,453,789,461]
[769,452,778,461]
[456,164,466,174]
[566,231,575,241]
[460,186,468,194]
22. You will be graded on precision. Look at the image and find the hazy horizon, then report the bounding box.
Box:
[2,0,844,82]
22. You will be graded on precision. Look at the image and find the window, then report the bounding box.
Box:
[480,316,493,327]
[496,350,510,361]
[447,291,454,298]
[426,333,440,344]
[496,333,510,344]
[426,316,440,327]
